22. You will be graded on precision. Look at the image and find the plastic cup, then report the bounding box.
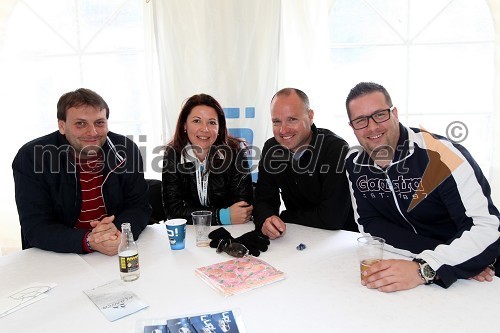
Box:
[165,218,187,250]
[357,236,385,283]
[191,211,212,247]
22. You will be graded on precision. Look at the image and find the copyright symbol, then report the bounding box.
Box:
[446,121,468,143]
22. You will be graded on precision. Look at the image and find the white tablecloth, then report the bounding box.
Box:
[1,223,498,332]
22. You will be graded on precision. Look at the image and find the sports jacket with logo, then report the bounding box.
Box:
[346,124,500,287]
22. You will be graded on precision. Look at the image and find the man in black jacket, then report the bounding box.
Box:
[12,88,151,255]
[253,88,354,239]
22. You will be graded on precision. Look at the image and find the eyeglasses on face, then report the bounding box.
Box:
[349,106,395,130]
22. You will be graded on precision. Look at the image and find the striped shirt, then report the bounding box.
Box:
[74,154,107,230]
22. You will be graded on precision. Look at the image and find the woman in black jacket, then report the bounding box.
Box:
[162,94,254,225]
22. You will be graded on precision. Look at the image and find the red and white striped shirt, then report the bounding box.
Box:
[74,154,107,230]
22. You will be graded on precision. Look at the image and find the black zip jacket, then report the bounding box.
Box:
[162,145,253,224]
[12,131,151,253]
[253,124,354,231]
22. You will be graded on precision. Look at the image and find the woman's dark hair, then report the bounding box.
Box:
[169,93,242,154]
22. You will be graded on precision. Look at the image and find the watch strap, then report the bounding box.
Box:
[413,258,435,285]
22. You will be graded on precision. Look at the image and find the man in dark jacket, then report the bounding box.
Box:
[253,88,355,239]
[12,88,151,255]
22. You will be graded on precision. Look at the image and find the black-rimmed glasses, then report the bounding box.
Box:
[349,106,395,130]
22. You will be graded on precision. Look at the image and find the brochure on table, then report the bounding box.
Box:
[136,309,246,333]
[84,279,148,322]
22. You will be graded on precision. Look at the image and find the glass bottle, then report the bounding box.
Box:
[118,222,140,282]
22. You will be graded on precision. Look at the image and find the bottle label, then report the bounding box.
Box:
[119,253,139,273]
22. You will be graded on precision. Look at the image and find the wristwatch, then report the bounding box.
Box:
[413,258,436,285]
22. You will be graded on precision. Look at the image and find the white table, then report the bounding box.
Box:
[1,223,499,332]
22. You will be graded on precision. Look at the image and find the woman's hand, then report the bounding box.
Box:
[229,201,253,224]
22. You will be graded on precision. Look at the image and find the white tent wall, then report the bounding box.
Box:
[0,0,499,255]
[0,0,20,255]
[276,0,335,119]
[490,0,500,210]
[149,0,334,175]
[150,0,282,171]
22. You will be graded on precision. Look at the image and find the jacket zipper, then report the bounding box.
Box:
[383,168,417,234]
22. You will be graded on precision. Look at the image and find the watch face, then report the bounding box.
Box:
[423,264,436,279]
